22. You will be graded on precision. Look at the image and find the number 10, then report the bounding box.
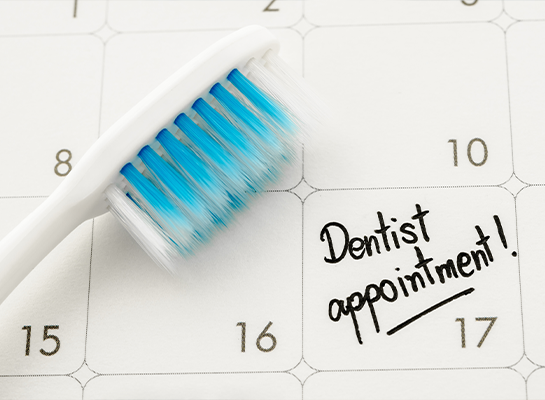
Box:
[448,138,488,166]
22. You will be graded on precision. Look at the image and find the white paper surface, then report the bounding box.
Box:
[0,1,542,399]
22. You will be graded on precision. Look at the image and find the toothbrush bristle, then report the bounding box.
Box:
[105,54,318,274]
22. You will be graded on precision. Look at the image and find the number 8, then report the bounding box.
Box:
[55,149,72,177]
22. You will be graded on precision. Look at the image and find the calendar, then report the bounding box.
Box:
[0,1,543,399]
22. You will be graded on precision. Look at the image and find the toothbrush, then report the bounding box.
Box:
[0,25,318,305]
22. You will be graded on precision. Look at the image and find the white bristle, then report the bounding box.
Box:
[105,185,182,275]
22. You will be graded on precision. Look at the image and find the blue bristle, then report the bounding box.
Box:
[155,129,233,218]
[210,83,286,165]
[192,98,270,186]
[173,113,252,196]
[138,145,217,232]
[227,68,294,132]
[120,163,195,250]
[156,129,218,193]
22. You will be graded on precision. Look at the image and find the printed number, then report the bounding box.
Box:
[236,322,246,352]
[461,0,478,5]
[41,325,61,356]
[55,149,72,176]
[22,325,61,356]
[237,321,277,353]
[455,318,466,348]
[263,0,279,12]
[455,317,497,348]
[448,139,488,167]
[467,138,488,166]
[256,321,277,352]
[475,317,497,348]
[448,139,459,167]
[22,326,31,356]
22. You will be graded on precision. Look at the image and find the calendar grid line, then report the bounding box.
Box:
[506,12,529,368]
[83,220,95,364]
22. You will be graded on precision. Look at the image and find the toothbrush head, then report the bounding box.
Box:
[100,27,320,274]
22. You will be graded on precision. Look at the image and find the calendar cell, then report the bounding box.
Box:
[515,186,545,365]
[303,369,525,400]
[304,24,512,189]
[0,208,92,375]
[306,0,502,26]
[303,188,522,369]
[109,0,302,32]
[100,30,302,190]
[86,192,302,373]
[507,23,545,184]
[0,0,106,35]
[85,373,301,400]
[0,376,81,400]
[0,36,102,196]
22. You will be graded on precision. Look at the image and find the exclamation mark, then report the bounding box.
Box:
[494,215,517,257]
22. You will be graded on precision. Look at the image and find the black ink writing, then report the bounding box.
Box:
[327,215,509,344]
[320,204,430,264]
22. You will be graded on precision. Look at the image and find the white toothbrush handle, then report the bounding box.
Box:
[0,25,279,305]
[0,192,87,305]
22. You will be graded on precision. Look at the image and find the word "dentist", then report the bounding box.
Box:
[320,204,430,264]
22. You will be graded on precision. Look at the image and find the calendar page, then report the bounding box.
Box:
[0,1,543,399]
